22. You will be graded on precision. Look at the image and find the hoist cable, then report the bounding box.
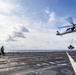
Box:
[70,32,75,45]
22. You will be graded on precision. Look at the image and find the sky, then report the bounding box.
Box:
[0,0,76,51]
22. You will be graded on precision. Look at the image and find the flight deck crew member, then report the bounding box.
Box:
[1,46,5,56]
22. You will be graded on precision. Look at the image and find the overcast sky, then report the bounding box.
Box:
[0,0,76,51]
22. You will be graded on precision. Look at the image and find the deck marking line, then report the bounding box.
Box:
[66,52,76,74]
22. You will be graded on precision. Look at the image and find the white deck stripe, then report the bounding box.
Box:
[66,52,76,74]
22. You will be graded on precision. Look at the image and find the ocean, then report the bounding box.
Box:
[5,49,76,52]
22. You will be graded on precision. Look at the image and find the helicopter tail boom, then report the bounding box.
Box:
[56,31,61,35]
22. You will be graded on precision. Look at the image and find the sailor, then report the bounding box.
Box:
[1,46,5,55]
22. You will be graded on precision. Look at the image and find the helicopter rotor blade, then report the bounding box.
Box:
[66,17,74,24]
[58,25,73,28]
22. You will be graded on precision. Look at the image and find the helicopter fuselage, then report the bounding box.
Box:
[56,28,76,36]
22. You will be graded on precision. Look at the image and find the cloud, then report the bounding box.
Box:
[20,26,29,32]
[44,8,50,15]
[0,0,21,15]
[0,0,30,43]
[6,25,29,42]
[49,12,55,23]
[13,31,25,38]
[43,8,57,29]
[6,35,16,42]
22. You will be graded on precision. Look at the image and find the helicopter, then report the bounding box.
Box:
[56,17,76,36]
